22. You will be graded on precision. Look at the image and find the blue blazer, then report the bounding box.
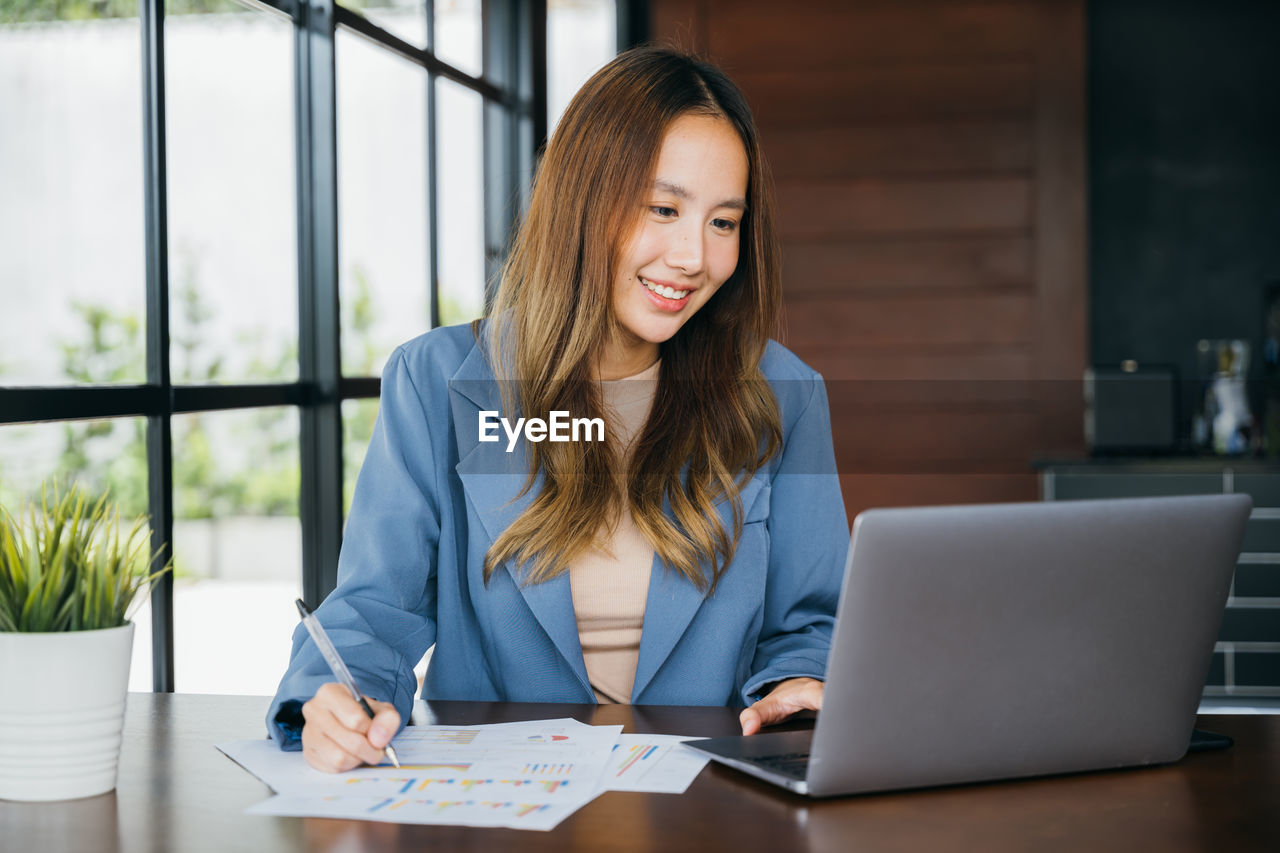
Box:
[268,323,848,747]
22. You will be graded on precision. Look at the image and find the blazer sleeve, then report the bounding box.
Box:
[741,373,848,703]
[266,346,441,748]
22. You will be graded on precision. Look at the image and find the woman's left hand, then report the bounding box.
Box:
[739,677,824,735]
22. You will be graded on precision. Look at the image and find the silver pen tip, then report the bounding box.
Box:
[386,745,400,769]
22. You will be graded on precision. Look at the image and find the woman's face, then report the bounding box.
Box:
[605,113,749,377]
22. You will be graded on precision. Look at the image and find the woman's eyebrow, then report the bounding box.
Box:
[653,179,748,212]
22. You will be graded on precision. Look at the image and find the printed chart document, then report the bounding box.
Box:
[218,718,709,831]
[600,734,708,794]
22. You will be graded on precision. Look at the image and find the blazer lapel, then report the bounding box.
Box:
[632,474,767,701]
[449,341,591,696]
[448,333,770,703]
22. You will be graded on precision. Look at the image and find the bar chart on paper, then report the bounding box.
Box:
[341,775,572,797]
[599,735,711,793]
[522,762,574,775]
[408,729,479,745]
[249,793,563,829]
[219,718,624,830]
[363,797,550,819]
[218,720,712,829]
[616,743,661,777]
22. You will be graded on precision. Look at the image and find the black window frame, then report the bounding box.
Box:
[0,0,644,692]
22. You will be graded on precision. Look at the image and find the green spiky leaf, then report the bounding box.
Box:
[0,481,172,632]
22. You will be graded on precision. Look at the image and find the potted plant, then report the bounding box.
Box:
[0,482,170,802]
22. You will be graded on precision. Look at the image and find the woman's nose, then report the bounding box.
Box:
[664,225,704,275]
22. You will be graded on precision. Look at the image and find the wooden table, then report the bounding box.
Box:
[4,693,1279,852]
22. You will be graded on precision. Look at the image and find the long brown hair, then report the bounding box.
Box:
[481,46,782,592]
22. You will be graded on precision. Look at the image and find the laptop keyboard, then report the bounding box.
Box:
[751,751,811,780]
[744,730,1231,785]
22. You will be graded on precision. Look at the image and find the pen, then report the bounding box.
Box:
[295,598,400,769]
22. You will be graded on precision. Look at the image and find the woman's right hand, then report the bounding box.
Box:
[300,682,401,773]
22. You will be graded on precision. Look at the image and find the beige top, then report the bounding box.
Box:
[569,358,660,704]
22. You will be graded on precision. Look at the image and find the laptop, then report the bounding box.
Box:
[686,494,1253,797]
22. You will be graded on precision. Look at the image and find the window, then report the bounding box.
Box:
[336,26,430,375]
[0,2,146,387]
[0,0,626,694]
[548,0,617,131]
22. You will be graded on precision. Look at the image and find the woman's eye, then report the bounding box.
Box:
[712,218,738,233]
[650,205,677,218]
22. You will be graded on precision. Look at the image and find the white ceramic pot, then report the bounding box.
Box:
[0,623,134,801]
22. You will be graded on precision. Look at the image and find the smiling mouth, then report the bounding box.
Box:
[640,277,692,301]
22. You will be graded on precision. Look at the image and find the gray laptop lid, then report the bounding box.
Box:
[805,493,1252,797]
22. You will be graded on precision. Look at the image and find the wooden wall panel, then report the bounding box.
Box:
[706,0,1038,67]
[765,120,1034,181]
[829,409,1042,469]
[651,0,1087,525]
[799,349,1034,383]
[1032,0,1088,454]
[839,474,1039,518]
[784,293,1034,348]
[782,237,1033,296]
[776,177,1031,238]
[741,63,1035,124]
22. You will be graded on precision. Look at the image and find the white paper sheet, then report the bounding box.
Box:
[219,719,619,830]
[597,734,710,793]
[245,792,585,831]
[218,718,711,830]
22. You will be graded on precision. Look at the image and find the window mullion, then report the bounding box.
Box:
[482,0,543,306]
[141,0,176,694]
[427,0,440,328]
[296,0,344,606]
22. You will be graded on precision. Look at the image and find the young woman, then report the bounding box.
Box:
[268,46,849,773]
